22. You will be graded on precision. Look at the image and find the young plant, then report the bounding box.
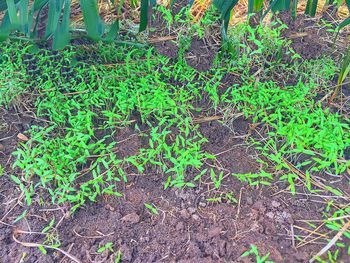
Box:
[144,203,159,215]
[241,244,274,263]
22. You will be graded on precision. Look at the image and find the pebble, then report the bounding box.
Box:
[191,214,200,220]
[0,143,4,151]
[208,227,221,238]
[272,200,281,208]
[179,209,190,219]
[198,201,206,208]
[246,196,254,205]
[266,211,275,219]
[121,244,133,261]
[187,207,196,214]
[121,212,140,224]
[176,221,184,231]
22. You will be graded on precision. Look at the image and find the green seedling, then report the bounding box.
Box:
[97,242,122,262]
[232,171,273,186]
[97,242,114,253]
[210,169,224,189]
[0,165,4,177]
[144,203,159,215]
[241,244,274,263]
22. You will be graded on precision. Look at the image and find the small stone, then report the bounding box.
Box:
[208,227,221,238]
[294,251,308,262]
[198,201,207,208]
[187,207,196,214]
[121,244,133,261]
[272,200,281,208]
[121,212,140,224]
[0,143,4,151]
[179,209,190,219]
[140,236,150,242]
[246,196,254,205]
[176,221,184,231]
[176,190,188,200]
[252,201,266,213]
[266,211,275,219]
[191,214,200,220]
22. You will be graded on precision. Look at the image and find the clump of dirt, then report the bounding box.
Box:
[277,12,339,60]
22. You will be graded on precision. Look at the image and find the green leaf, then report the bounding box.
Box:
[248,0,264,14]
[19,0,29,34]
[337,16,350,33]
[11,175,22,185]
[13,209,28,223]
[104,20,119,42]
[241,250,251,257]
[45,0,64,38]
[345,0,350,12]
[38,245,47,255]
[6,0,19,25]
[144,203,159,215]
[80,0,104,40]
[291,0,298,19]
[305,0,318,17]
[0,12,12,41]
[271,0,290,12]
[52,0,71,50]
[212,0,238,51]
[115,250,122,263]
[139,0,148,32]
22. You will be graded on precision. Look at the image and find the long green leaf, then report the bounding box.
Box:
[33,0,49,10]
[19,0,29,34]
[30,0,49,38]
[80,0,104,40]
[248,0,264,14]
[337,16,350,32]
[291,0,298,19]
[345,0,350,12]
[52,0,70,50]
[0,0,20,11]
[45,0,64,38]
[139,0,148,32]
[305,0,318,16]
[212,0,238,54]
[6,0,19,25]
[271,0,290,12]
[104,20,119,42]
[0,12,12,41]
[213,0,238,44]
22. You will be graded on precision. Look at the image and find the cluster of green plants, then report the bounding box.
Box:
[241,244,274,263]
[1,40,219,211]
[213,21,350,192]
[2,17,347,215]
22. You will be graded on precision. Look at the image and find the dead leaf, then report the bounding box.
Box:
[17,133,29,142]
